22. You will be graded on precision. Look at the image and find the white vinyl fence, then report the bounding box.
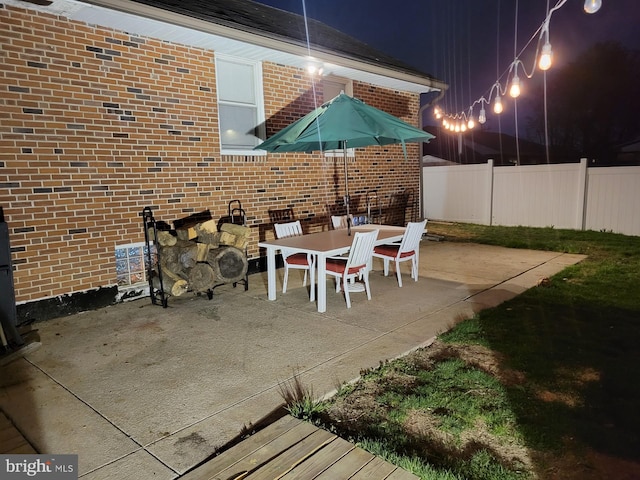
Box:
[422,159,640,236]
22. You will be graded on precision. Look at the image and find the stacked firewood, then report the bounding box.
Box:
[150,219,249,296]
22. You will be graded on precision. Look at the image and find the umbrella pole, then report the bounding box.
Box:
[343,140,351,236]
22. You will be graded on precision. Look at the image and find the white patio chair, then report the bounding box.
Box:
[274,221,315,301]
[372,219,427,287]
[325,229,379,308]
[331,214,353,230]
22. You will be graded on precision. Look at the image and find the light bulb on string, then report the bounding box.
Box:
[478,106,486,124]
[509,74,521,98]
[539,42,553,70]
[460,123,467,132]
[449,0,603,135]
[493,95,503,114]
[584,0,602,14]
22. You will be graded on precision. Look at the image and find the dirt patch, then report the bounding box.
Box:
[406,340,527,386]
[534,443,640,480]
[320,339,640,478]
[535,389,580,408]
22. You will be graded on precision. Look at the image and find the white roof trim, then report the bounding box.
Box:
[6,0,443,94]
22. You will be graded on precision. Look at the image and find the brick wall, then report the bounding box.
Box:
[0,4,422,312]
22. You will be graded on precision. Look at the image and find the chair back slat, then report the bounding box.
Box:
[346,229,379,269]
[269,208,295,223]
[331,214,353,230]
[274,220,303,239]
[399,219,428,254]
[274,221,304,259]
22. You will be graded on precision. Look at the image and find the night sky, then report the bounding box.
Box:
[253,0,639,134]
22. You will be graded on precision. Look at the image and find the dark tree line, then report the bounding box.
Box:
[526,42,640,164]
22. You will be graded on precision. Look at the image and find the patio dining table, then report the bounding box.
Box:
[258,225,406,312]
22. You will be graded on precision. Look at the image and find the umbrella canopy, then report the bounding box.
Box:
[254,93,435,233]
[254,93,434,155]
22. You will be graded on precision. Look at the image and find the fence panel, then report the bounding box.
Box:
[422,163,492,224]
[422,160,639,236]
[585,166,640,236]
[492,162,585,229]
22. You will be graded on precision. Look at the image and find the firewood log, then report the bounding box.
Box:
[194,219,219,245]
[188,263,216,292]
[233,236,249,250]
[147,228,177,246]
[207,246,248,284]
[175,227,197,241]
[218,231,236,246]
[151,263,189,296]
[152,275,188,296]
[159,247,182,278]
[161,241,198,272]
[196,242,210,262]
[220,223,250,238]
[178,243,199,269]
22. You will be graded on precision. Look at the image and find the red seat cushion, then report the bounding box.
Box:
[285,253,311,266]
[374,245,414,258]
[326,258,364,275]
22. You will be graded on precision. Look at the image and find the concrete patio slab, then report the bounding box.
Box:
[0,241,586,478]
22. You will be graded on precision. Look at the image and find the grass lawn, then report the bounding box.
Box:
[284,223,640,479]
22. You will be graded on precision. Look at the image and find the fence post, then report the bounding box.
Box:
[487,159,494,226]
[576,158,588,231]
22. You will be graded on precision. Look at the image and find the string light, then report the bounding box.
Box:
[538,41,553,70]
[584,0,602,14]
[493,94,503,114]
[509,73,521,98]
[467,114,475,130]
[433,0,603,134]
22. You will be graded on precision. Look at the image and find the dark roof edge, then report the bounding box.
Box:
[79,0,448,92]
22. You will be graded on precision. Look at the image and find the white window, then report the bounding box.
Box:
[323,76,352,101]
[323,76,355,158]
[216,55,265,154]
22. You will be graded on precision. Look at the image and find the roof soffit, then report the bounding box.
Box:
[6,0,446,93]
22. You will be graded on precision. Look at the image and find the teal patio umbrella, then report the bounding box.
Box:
[254,93,435,233]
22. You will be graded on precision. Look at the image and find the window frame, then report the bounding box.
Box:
[322,76,355,158]
[215,54,266,156]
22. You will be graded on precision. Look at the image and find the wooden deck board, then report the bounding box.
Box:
[179,415,418,480]
[279,436,354,479]
[0,411,37,454]
[349,457,397,479]
[182,416,316,480]
[313,445,375,479]
[246,428,336,479]
[385,467,421,480]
